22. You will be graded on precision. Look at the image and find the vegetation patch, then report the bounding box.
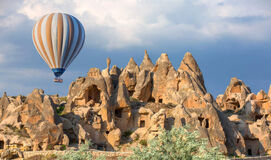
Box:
[139,139,147,146]
[56,104,65,115]
[127,127,226,160]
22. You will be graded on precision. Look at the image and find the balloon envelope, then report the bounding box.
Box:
[32,13,85,78]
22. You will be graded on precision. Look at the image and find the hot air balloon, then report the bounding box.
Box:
[32,13,85,83]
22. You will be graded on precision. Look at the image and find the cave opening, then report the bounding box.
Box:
[237,102,240,108]
[181,118,186,126]
[247,149,252,156]
[205,119,209,128]
[198,117,204,126]
[128,90,135,97]
[159,99,163,103]
[0,141,4,149]
[115,109,123,118]
[255,115,263,121]
[86,85,101,104]
[140,120,145,128]
[148,96,155,102]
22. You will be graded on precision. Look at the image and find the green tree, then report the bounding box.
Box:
[127,127,226,160]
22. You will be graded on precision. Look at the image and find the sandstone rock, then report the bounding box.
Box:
[111,81,132,132]
[62,134,70,146]
[1,148,23,159]
[64,68,110,113]
[171,101,244,155]
[0,89,64,151]
[74,123,89,145]
[162,53,207,105]
[178,52,206,94]
[139,50,154,71]
[256,90,269,101]
[0,92,10,119]
[110,65,121,89]
[147,109,166,139]
[220,77,251,111]
[20,89,64,151]
[247,119,271,155]
[216,109,246,156]
[63,67,128,150]
[15,95,25,105]
[1,52,265,157]
[268,85,271,98]
[107,128,121,149]
[216,94,224,109]
[152,53,176,103]
[102,58,114,96]
[243,91,271,121]
[111,81,131,109]
[132,70,153,102]
[119,58,140,96]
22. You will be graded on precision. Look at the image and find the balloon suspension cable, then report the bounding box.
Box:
[54,77,63,83]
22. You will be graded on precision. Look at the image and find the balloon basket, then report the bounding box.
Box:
[54,78,63,83]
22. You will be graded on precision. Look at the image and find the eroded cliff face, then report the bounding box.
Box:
[0,89,66,151]
[217,78,271,156]
[1,51,269,157]
[58,51,246,156]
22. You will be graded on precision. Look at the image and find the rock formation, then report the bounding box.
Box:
[217,77,251,111]
[216,77,271,156]
[59,51,246,156]
[1,50,271,157]
[0,89,65,151]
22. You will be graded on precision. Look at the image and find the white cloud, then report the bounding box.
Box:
[2,0,271,49]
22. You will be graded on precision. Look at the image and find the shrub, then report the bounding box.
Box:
[56,105,65,115]
[47,144,53,150]
[60,144,66,151]
[139,139,148,146]
[57,140,93,160]
[127,127,226,160]
[96,155,106,160]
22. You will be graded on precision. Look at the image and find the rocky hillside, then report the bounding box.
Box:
[0,50,270,157]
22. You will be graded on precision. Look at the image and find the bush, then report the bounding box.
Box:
[60,144,66,151]
[57,140,93,160]
[56,105,65,115]
[139,139,147,146]
[127,127,226,160]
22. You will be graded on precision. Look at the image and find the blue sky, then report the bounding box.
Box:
[0,0,270,97]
